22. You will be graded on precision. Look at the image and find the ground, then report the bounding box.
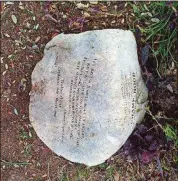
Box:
[1,1,178,181]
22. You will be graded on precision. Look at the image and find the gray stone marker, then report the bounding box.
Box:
[29,29,148,166]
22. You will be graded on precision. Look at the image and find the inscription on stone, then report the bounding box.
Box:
[53,59,96,145]
[29,29,148,166]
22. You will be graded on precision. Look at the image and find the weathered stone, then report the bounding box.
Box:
[29,29,148,166]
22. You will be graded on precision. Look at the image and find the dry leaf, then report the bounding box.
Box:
[14,108,18,115]
[114,172,120,181]
[84,12,90,17]
[5,64,8,70]
[144,4,149,11]
[29,131,32,137]
[63,14,67,19]
[76,2,89,9]
[151,18,160,23]
[1,57,4,63]
[5,2,14,5]
[26,22,30,28]
[166,84,173,93]
[90,1,98,5]
[19,5,24,10]
[100,5,107,12]
[2,71,7,76]
[11,14,17,24]
[141,12,152,17]
[35,36,41,43]
[34,24,39,30]
[4,33,10,38]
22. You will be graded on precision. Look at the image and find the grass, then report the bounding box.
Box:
[105,165,115,180]
[128,2,178,75]
[1,160,31,168]
[164,123,178,147]
[146,106,178,163]
[129,2,178,158]
[20,128,31,140]
[164,123,178,165]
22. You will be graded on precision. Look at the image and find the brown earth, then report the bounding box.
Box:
[1,2,178,181]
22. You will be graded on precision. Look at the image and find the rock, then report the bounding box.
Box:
[29,29,148,166]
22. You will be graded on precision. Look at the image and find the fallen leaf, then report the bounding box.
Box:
[151,18,160,23]
[4,33,10,38]
[100,5,107,12]
[156,157,163,177]
[10,61,15,69]
[166,84,173,93]
[34,24,39,30]
[1,57,4,63]
[5,2,14,5]
[14,108,18,115]
[2,71,7,76]
[11,14,17,24]
[121,18,125,24]
[137,124,148,134]
[76,2,89,9]
[26,22,30,28]
[5,64,8,70]
[90,1,98,5]
[141,12,152,17]
[8,54,14,59]
[42,174,47,178]
[141,44,150,65]
[35,36,41,43]
[144,4,149,11]
[19,5,24,10]
[149,140,158,151]
[51,33,59,39]
[84,12,90,17]
[114,172,120,181]
[19,78,27,91]
[144,134,153,142]
[62,14,67,19]
[29,131,32,137]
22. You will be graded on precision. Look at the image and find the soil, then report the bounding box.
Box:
[1,2,178,181]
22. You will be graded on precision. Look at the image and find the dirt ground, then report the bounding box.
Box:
[1,2,178,181]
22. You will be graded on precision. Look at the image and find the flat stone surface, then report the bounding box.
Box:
[29,29,148,166]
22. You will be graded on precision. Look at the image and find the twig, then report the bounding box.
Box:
[146,107,164,130]
[1,160,31,166]
[156,157,164,178]
[47,162,51,181]
[43,14,59,24]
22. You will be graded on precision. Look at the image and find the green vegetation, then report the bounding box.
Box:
[19,128,31,140]
[129,2,178,75]
[1,160,31,167]
[164,123,178,147]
